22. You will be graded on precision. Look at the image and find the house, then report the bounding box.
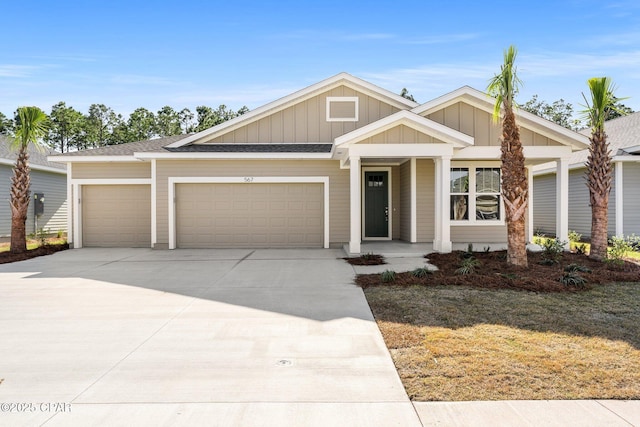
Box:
[1,136,67,238]
[49,73,589,253]
[533,112,640,239]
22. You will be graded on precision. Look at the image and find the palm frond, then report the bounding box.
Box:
[12,106,49,151]
[487,45,522,122]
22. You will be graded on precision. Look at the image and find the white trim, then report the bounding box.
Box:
[326,96,359,122]
[48,155,141,163]
[67,163,73,245]
[168,176,330,250]
[449,161,505,226]
[556,158,570,248]
[615,161,624,237]
[361,167,392,240]
[151,159,157,246]
[71,178,153,249]
[0,158,67,174]
[349,157,361,253]
[348,143,455,158]
[410,158,417,243]
[134,152,333,160]
[167,72,418,148]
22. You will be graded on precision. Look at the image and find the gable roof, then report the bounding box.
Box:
[0,135,66,173]
[413,86,590,151]
[334,110,474,148]
[50,135,187,158]
[166,72,420,148]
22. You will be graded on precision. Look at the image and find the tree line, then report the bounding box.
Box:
[0,103,249,153]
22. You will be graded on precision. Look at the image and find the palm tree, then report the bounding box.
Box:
[10,107,48,254]
[582,77,619,261]
[487,45,528,267]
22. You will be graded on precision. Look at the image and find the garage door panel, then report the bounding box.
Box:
[82,185,151,248]
[176,183,323,248]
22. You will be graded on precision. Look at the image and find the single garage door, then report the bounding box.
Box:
[176,183,323,248]
[82,185,151,247]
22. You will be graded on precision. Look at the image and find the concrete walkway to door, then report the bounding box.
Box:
[0,248,421,426]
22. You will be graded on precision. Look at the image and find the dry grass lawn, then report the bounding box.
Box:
[364,283,640,401]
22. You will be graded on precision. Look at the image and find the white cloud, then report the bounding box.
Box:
[0,64,41,78]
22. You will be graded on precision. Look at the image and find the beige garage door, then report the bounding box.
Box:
[82,185,151,247]
[176,183,323,248]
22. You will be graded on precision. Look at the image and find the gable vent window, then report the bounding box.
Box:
[326,97,359,122]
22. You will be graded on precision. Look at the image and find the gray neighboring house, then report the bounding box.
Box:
[1,136,67,238]
[533,112,640,239]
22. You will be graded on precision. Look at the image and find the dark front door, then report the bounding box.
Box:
[364,171,389,238]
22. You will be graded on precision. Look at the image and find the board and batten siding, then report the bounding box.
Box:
[358,125,445,144]
[623,162,640,236]
[155,160,349,247]
[71,162,151,179]
[1,165,67,237]
[207,86,401,144]
[425,102,563,147]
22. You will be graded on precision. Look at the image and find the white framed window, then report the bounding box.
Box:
[450,165,503,224]
[326,96,359,122]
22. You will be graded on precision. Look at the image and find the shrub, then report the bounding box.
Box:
[381,270,396,283]
[575,244,588,255]
[539,238,566,265]
[411,267,433,278]
[559,272,587,288]
[455,257,481,275]
[564,263,592,273]
[568,230,582,243]
[606,236,632,267]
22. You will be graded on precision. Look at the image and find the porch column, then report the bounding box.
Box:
[615,161,624,237]
[433,156,452,252]
[410,158,417,243]
[527,166,534,243]
[556,157,569,248]
[349,156,361,254]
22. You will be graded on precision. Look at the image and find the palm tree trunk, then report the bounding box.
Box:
[586,130,611,261]
[9,147,30,254]
[501,108,528,267]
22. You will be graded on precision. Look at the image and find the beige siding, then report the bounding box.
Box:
[416,159,435,242]
[426,102,563,146]
[623,163,640,235]
[451,226,507,243]
[72,162,151,179]
[359,125,443,144]
[156,160,349,246]
[532,173,557,235]
[399,161,411,241]
[208,85,402,144]
[392,166,400,239]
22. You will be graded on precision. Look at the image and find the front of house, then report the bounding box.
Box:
[50,73,589,253]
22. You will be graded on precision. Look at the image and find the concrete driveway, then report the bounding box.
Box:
[0,248,421,426]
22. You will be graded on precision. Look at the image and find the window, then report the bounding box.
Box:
[326,97,359,122]
[450,166,502,223]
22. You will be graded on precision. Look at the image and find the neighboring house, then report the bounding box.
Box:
[49,73,588,253]
[1,136,67,238]
[533,112,640,239]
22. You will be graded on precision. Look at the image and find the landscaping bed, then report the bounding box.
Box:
[356,250,640,292]
[0,242,69,264]
[343,253,386,266]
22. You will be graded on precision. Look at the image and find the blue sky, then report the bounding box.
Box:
[2,0,639,119]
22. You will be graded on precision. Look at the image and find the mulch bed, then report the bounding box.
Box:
[0,243,69,265]
[343,254,386,265]
[356,250,640,292]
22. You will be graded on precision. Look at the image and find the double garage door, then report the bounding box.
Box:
[80,183,324,248]
[175,183,324,248]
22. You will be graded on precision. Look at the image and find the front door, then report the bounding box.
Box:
[364,171,389,238]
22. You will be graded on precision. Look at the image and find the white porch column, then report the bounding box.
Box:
[527,166,534,243]
[410,158,417,243]
[556,157,570,248]
[66,163,73,246]
[433,156,452,252]
[349,156,361,254]
[615,161,624,237]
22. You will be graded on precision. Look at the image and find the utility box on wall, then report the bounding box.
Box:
[34,193,45,216]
